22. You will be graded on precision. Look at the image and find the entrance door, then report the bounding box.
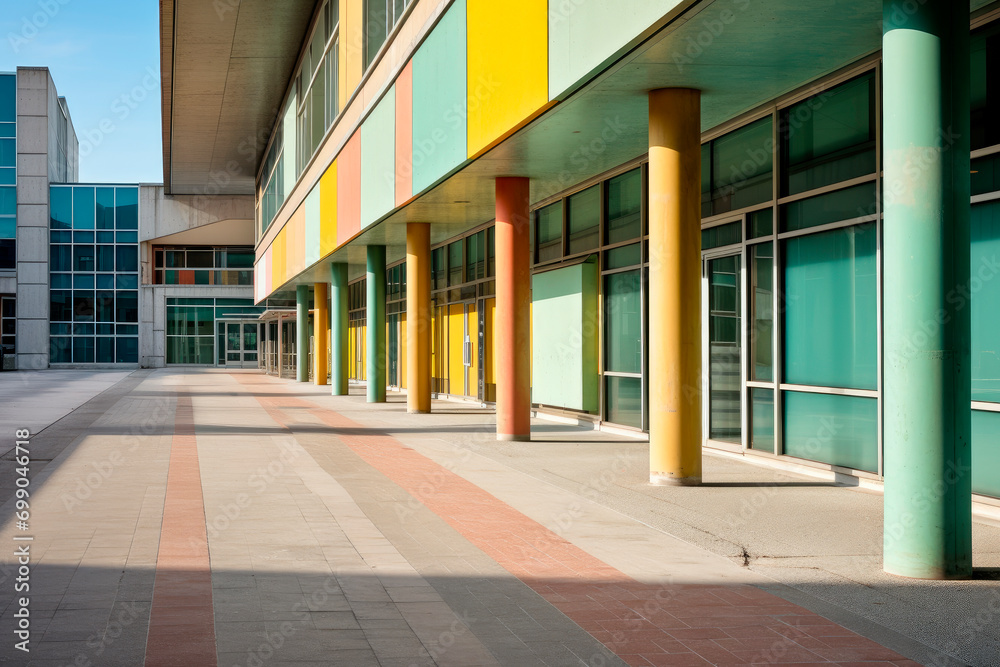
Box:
[705,254,743,444]
[477,297,495,403]
[221,321,260,368]
[445,302,477,398]
[387,313,400,387]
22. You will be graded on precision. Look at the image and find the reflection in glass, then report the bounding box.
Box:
[607,168,642,244]
[708,255,741,443]
[567,185,599,255]
[750,388,774,453]
[604,271,641,374]
[750,243,773,382]
[535,203,562,263]
[605,375,641,429]
[783,391,877,472]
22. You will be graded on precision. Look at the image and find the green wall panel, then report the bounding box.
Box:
[972,201,1000,402]
[411,0,467,195]
[782,391,877,472]
[360,86,396,229]
[548,0,684,100]
[531,261,599,412]
[304,186,320,267]
[972,410,1000,498]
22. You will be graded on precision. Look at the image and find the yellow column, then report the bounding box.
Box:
[406,223,431,413]
[314,282,329,385]
[648,88,702,486]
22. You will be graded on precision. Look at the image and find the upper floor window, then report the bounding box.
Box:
[297,0,340,173]
[364,0,413,69]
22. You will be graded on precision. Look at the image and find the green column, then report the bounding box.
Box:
[295,284,310,383]
[366,246,386,403]
[882,0,971,579]
[330,263,349,396]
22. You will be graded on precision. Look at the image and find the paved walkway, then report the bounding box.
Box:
[0,369,997,666]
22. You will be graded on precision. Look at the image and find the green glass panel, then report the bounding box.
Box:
[96,274,114,289]
[116,337,138,363]
[972,410,1000,498]
[50,187,72,229]
[96,337,115,363]
[604,243,641,270]
[751,242,773,382]
[0,75,15,123]
[701,142,712,218]
[50,246,71,271]
[783,72,876,195]
[116,245,138,273]
[605,375,642,429]
[50,323,71,336]
[226,250,254,268]
[0,186,14,216]
[972,201,1000,401]
[168,297,214,306]
[604,270,642,373]
[702,221,741,250]
[748,208,774,239]
[73,274,94,289]
[115,187,138,229]
[783,223,877,389]
[116,291,138,323]
[50,337,71,363]
[782,391,878,472]
[971,24,1000,151]
[536,203,562,263]
[0,123,13,138]
[73,246,95,272]
[50,230,71,243]
[73,337,95,363]
[0,218,13,239]
[50,291,72,322]
[607,168,642,244]
[567,185,599,255]
[431,247,445,290]
[72,323,95,336]
[116,324,138,335]
[166,336,214,364]
[708,116,773,217]
[750,388,775,453]
[709,255,741,443]
[781,182,876,232]
[73,231,94,244]
[0,139,13,168]
[972,154,1000,197]
[51,273,71,289]
[73,187,95,230]
[97,231,114,243]
[73,291,95,322]
[96,188,115,229]
[95,292,115,322]
[0,167,14,185]
[447,240,463,286]
[96,245,114,272]
[96,323,114,335]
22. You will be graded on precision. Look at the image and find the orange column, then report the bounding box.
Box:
[406,223,432,413]
[314,282,329,385]
[495,177,531,441]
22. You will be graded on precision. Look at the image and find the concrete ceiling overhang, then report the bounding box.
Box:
[148,218,255,246]
[160,0,317,196]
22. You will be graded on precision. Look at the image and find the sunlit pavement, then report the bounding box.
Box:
[0,369,997,666]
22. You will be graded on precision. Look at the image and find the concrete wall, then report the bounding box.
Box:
[531,260,600,413]
[139,186,254,242]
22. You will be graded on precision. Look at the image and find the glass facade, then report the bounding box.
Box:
[49,185,140,364]
[364,0,412,69]
[297,0,340,173]
[0,73,15,271]
[153,246,254,285]
[166,297,264,365]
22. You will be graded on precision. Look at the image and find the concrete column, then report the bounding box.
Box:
[313,282,329,386]
[296,285,310,382]
[367,246,387,403]
[406,223,432,413]
[495,177,531,441]
[331,263,349,395]
[648,88,702,486]
[883,0,971,579]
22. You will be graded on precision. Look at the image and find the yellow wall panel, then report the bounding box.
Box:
[466,0,549,157]
[448,304,466,397]
[273,231,286,288]
[400,312,407,390]
[320,161,338,257]
[339,0,364,111]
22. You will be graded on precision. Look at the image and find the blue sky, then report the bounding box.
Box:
[0,0,162,183]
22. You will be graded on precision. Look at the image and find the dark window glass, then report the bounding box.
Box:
[604,243,641,270]
[226,250,254,268]
[604,270,642,374]
[750,242,774,382]
[535,203,562,263]
[567,185,600,255]
[51,245,71,271]
[116,291,138,323]
[607,168,642,244]
[51,273,71,289]
[0,139,14,168]
[50,337,71,363]
[73,246,95,272]
[96,337,115,363]
[96,292,115,322]
[0,237,12,270]
[487,226,495,277]
[73,231,94,244]
[73,290,95,322]
[186,250,213,268]
[782,72,876,196]
[50,187,72,229]
[432,248,445,290]
[702,221,741,250]
[73,274,95,289]
[96,274,114,289]
[447,240,463,286]
[50,230,71,243]
[115,188,138,229]
[972,153,1000,197]
[0,186,14,216]
[165,250,184,268]
[972,23,1000,151]
[73,337,95,363]
[96,245,115,272]
[364,0,389,68]
[780,182,876,232]
[50,291,72,321]
[116,337,138,363]
[0,75,15,123]
[116,274,138,289]
[96,188,115,229]
[748,208,774,239]
[0,167,14,185]
[466,231,485,281]
[116,246,138,272]
[116,231,138,243]
[73,187,95,229]
[704,116,774,217]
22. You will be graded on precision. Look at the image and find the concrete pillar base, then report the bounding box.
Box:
[408,409,431,415]
[497,434,531,442]
[650,474,702,487]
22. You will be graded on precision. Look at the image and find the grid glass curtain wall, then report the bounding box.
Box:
[166,298,264,365]
[0,73,16,270]
[49,185,140,364]
[153,246,254,285]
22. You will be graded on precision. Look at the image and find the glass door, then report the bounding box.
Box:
[705,253,743,444]
[603,269,643,429]
[387,313,399,387]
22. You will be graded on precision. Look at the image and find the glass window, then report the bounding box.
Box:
[0,186,14,216]
[782,72,876,196]
[50,291,72,322]
[607,168,642,244]
[750,388,775,453]
[708,255,741,443]
[73,337,95,363]
[227,250,254,268]
[96,245,115,272]
[702,221,741,250]
[0,218,13,239]
[605,375,642,429]
[365,0,390,67]
[535,203,562,263]
[972,201,1000,401]
[0,139,14,168]
[73,187,95,229]
[783,223,877,389]
[116,337,138,363]
[567,185,600,255]
[50,337,71,363]
[604,271,642,374]
[0,75,15,123]
[704,116,774,217]
[73,246,95,272]
[972,23,1000,151]
[432,247,445,290]
[73,291,95,322]
[783,391,878,472]
[96,188,115,229]
[466,231,485,281]
[0,239,12,270]
[750,242,773,382]
[781,182,876,232]
[973,410,1000,497]
[447,240,463,286]
[604,243,641,270]
[50,187,72,229]
[96,292,115,322]
[748,208,773,239]
[116,291,138,323]
[116,246,138,273]
[115,187,138,229]
[96,337,115,363]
